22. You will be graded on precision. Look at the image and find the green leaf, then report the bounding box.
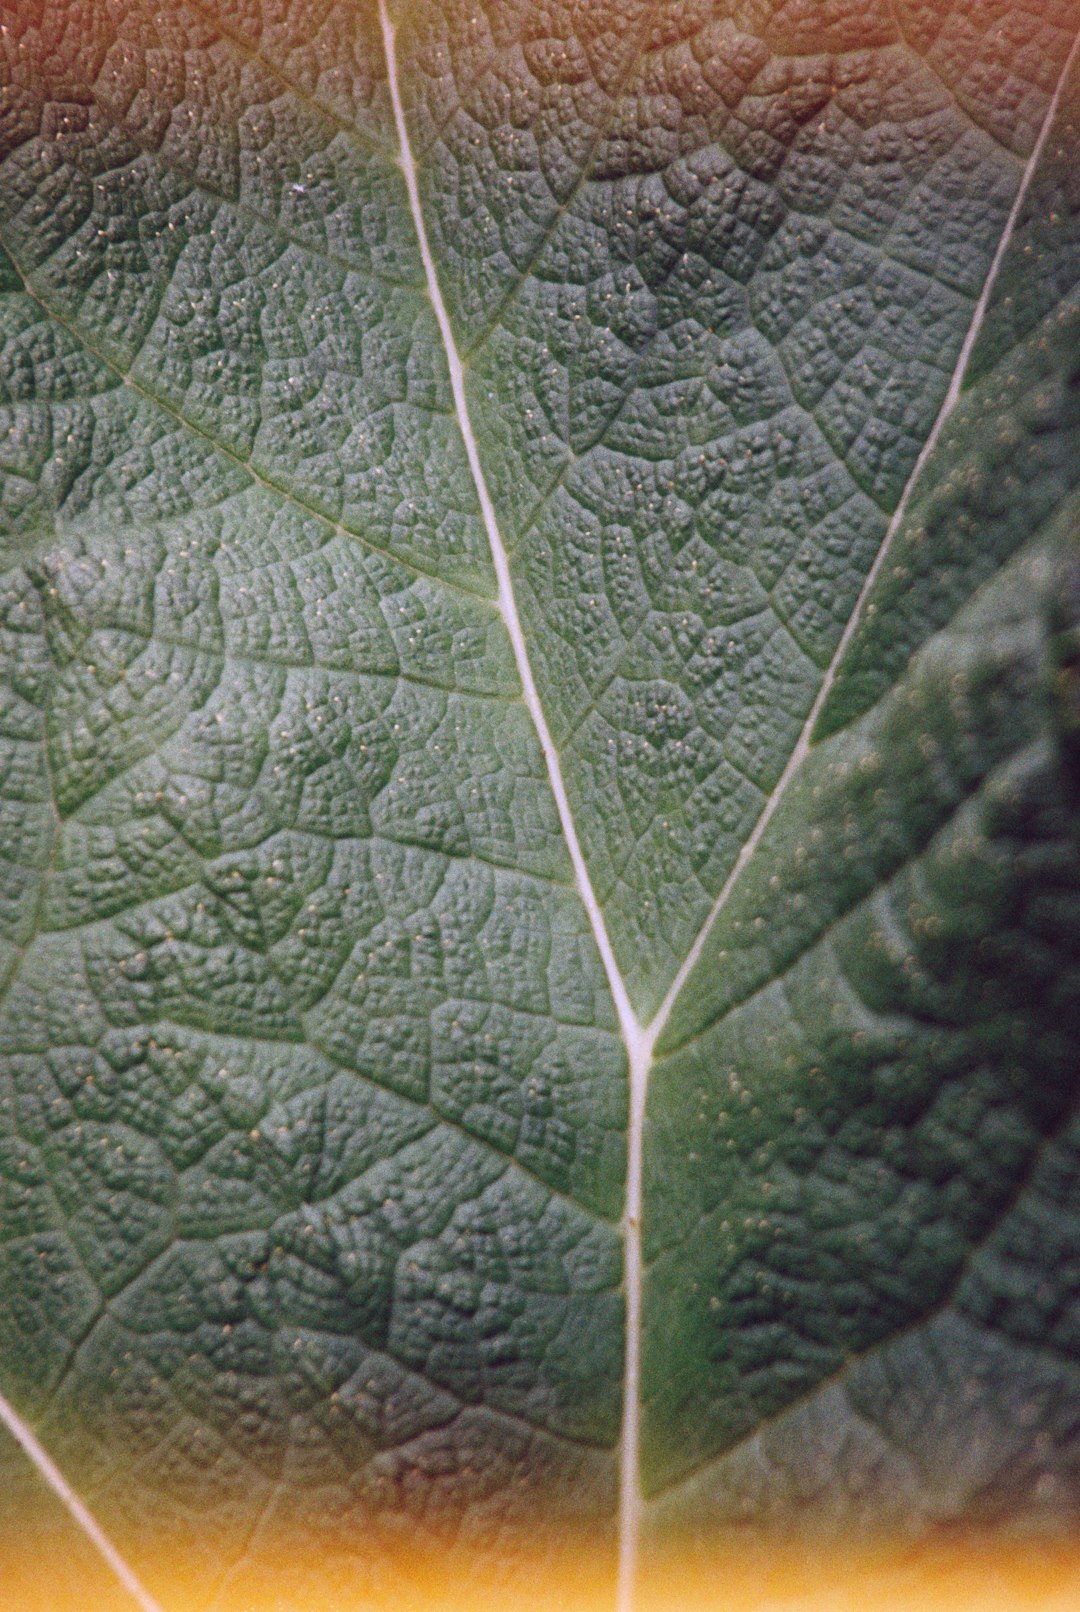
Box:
[0,1,1079,1606]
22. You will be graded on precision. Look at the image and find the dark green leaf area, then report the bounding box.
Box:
[644,1098,1080,1542]
[644,529,1080,1495]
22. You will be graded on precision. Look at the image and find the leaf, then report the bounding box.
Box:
[0,1,1078,1606]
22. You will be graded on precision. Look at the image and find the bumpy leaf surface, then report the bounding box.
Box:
[0,1,1079,1606]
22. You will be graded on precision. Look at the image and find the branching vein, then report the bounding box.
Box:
[380,7,1080,1609]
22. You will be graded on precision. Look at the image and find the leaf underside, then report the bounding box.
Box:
[0,0,1079,1603]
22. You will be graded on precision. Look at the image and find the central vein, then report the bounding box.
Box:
[377,5,653,1605]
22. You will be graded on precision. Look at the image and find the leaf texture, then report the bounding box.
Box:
[0,2,1078,1606]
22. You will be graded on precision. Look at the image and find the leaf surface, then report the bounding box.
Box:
[0,2,1079,1605]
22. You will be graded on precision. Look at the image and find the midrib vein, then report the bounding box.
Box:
[377,1,637,1043]
[377,8,653,1607]
[382,6,1079,1610]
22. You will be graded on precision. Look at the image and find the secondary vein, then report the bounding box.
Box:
[0,1390,165,1612]
[643,20,1080,1061]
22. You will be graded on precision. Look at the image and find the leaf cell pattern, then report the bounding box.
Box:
[0,1,1079,1606]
